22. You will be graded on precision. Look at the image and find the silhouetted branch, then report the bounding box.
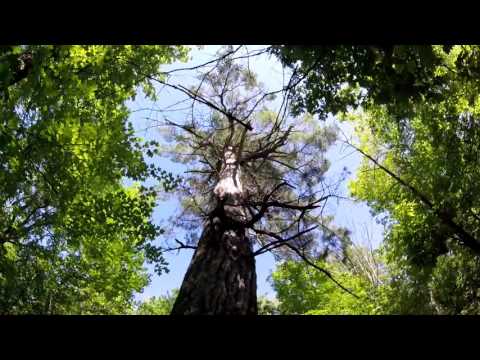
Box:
[252,225,319,255]
[162,239,197,253]
[253,227,360,298]
[342,136,480,255]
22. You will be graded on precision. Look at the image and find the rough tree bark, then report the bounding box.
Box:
[171,147,257,315]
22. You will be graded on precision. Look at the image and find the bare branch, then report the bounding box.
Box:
[286,243,361,299]
[129,59,255,131]
[341,135,480,255]
[253,225,319,255]
[158,46,271,77]
[253,227,360,298]
[162,239,198,253]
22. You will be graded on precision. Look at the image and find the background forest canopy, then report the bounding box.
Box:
[1,45,480,314]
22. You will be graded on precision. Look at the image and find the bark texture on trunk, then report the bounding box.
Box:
[170,212,257,315]
[171,147,257,315]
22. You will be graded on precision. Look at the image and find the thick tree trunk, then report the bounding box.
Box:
[171,147,257,315]
[170,210,257,315]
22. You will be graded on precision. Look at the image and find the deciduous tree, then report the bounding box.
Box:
[0,45,188,314]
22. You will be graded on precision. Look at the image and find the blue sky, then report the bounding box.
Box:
[127,46,385,301]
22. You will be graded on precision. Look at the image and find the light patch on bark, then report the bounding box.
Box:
[214,146,243,200]
[237,274,245,289]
